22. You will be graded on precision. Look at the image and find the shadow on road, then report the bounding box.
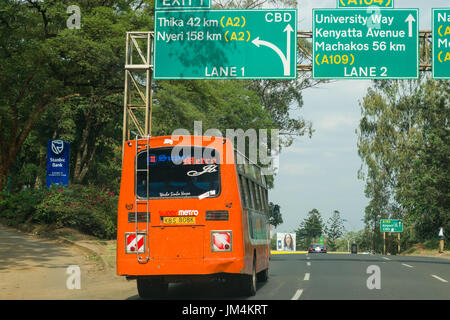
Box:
[126,279,270,300]
[0,224,75,271]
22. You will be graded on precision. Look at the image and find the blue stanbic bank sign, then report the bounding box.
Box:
[46,139,70,187]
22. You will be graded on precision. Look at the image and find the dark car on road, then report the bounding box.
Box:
[308,244,327,253]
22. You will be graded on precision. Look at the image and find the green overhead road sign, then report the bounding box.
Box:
[433,8,450,79]
[380,219,403,233]
[154,9,297,79]
[155,0,210,10]
[312,8,419,79]
[337,0,394,8]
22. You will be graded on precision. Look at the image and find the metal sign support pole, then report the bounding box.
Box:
[122,32,154,162]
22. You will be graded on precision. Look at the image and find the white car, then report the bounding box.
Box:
[308,244,327,253]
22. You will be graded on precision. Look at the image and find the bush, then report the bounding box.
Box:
[35,184,118,239]
[0,184,118,239]
[423,238,440,250]
[0,188,46,227]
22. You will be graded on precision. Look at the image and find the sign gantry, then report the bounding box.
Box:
[121,1,446,155]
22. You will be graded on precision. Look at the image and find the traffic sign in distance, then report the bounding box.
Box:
[154,9,297,79]
[155,0,210,10]
[312,8,419,79]
[433,8,450,79]
[337,0,394,8]
[380,219,403,233]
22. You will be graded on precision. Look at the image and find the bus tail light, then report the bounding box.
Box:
[206,210,229,221]
[211,231,232,252]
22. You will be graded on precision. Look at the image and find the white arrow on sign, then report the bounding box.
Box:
[284,24,293,76]
[405,14,416,37]
[252,24,293,76]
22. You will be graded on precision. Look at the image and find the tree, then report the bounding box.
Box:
[296,208,324,250]
[0,0,152,191]
[0,0,66,192]
[325,210,345,251]
[1,0,322,196]
[268,202,283,227]
[357,78,449,246]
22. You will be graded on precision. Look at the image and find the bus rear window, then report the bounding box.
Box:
[136,147,220,199]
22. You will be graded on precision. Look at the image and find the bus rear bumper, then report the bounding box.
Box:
[117,257,245,277]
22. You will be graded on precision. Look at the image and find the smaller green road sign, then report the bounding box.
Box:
[337,0,394,8]
[433,8,450,79]
[155,0,210,10]
[313,8,419,79]
[380,219,403,233]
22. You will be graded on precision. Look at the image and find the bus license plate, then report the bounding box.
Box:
[163,217,196,224]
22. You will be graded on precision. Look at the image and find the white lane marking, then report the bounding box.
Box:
[383,257,391,260]
[304,273,310,281]
[401,263,413,268]
[291,289,303,300]
[306,256,310,260]
[307,262,311,266]
[431,275,448,283]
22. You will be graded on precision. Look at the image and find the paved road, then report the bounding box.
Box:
[127,253,450,300]
[284,253,450,300]
[1,224,448,299]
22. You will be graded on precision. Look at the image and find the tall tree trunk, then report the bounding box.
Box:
[73,108,98,184]
[73,125,91,184]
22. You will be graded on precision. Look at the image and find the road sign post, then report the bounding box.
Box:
[381,219,403,255]
[432,8,450,79]
[154,9,297,79]
[312,8,419,79]
[438,227,445,253]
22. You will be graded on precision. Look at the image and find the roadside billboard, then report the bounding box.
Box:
[277,232,296,251]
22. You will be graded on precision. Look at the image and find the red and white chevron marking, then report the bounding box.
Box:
[212,232,231,251]
[126,233,145,253]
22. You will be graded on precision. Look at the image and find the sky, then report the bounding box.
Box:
[270,0,449,234]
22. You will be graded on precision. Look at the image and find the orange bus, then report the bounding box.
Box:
[116,135,271,298]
